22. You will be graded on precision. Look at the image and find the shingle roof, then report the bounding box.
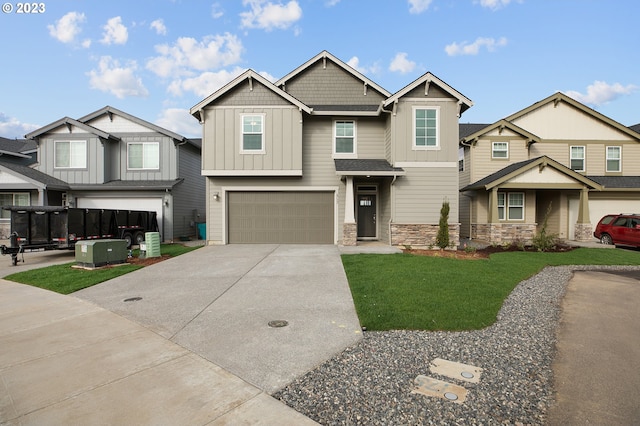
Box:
[311,105,380,112]
[69,179,183,191]
[586,176,640,189]
[334,159,405,175]
[0,161,69,190]
[461,157,541,191]
[629,123,640,133]
[0,137,37,153]
[459,123,490,140]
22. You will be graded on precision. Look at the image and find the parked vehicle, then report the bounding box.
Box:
[0,206,159,265]
[593,213,640,248]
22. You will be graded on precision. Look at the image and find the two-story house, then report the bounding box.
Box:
[22,106,205,242]
[190,51,472,246]
[459,92,640,244]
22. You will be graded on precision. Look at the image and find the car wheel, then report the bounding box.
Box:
[600,234,613,245]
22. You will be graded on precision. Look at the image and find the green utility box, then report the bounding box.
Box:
[75,239,128,268]
[140,232,161,259]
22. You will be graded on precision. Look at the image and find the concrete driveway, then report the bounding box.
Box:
[74,244,363,393]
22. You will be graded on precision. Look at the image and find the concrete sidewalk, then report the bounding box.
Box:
[548,269,640,425]
[0,280,317,425]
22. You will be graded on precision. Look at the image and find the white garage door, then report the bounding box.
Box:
[569,198,640,240]
[76,197,163,236]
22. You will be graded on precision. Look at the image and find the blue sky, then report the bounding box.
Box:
[1,0,638,139]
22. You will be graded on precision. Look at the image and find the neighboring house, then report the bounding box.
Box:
[459,92,640,244]
[21,106,205,242]
[0,137,70,237]
[190,50,472,246]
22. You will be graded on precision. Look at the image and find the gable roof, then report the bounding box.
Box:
[275,50,391,98]
[0,161,69,190]
[25,117,117,140]
[459,123,490,140]
[460,119,541,146]
[383,72,473,116]
[630,123,640,134]
[190,69,312,121]
[505,92,640,141]
[461,155,602,192]
[78,106,187,142]
[0,137,35,159]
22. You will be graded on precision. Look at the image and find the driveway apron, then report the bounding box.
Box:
[74,244,363,393]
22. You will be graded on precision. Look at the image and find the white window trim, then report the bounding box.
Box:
[497,192,505,221]
[507,192,525,221]
[412,106,440,151]
[606,146,621,172]
[492,141,509,159]
[127,141,160,170]
[54,140,87,169]
[240,113,266,154]
[570,145,585,172]
[332,120,357,159]
[498,192,525,221]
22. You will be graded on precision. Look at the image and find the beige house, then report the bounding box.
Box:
[459,92,640,244]
[191,51,472,246]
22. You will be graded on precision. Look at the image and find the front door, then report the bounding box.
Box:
[357,194,377,239]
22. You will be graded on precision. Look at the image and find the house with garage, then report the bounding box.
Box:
[22,106,205,242]
[190,50,472,246]
[459,92,640,244]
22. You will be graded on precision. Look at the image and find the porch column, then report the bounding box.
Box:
[342,176,357,245]
[489,187,499,223]
[577,187,590,223]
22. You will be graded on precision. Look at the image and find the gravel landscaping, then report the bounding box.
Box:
[274,265,640,425]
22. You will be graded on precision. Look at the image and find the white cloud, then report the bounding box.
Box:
[211,3,224,19]
[150,19,167,35]
[47,11,86,44]
[564,81,638,106]
[168,67,246,97]
[389,52,416,74]
[325,0,341,6]
[81,39,92,48]
[445,37,507,56]
[101,16,128,45]
[0,112,39,139]
[87,56,149,99]
[347,56,379,76]
[240,0,302,31]
[146,33,243,79]
[477,0,513,10]
[408,0,433,14]
[155,108,202,138]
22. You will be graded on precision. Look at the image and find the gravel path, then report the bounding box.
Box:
[274,265,640,425]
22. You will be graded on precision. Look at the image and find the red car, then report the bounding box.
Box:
[593,214,640,247]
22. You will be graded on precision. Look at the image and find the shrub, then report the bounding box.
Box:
[532,203,558,252]
[436,199,450,249]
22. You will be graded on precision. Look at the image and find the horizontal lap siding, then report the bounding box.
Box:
[394,167,459,224]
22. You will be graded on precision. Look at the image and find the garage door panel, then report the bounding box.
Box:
[228,191,334,244]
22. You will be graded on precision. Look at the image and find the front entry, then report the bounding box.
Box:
[357,193,377,239]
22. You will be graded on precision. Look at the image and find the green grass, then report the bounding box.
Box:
[342,247,640,332]
[4,243,201,295]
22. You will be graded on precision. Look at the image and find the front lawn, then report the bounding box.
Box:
[3,243,201,294]
[342,247,640,331]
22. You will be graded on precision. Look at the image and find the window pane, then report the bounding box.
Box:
[144,143,159,169]
[243,134,262,150]
[0,194,11,218]
[242,116,263,151]
[509,207,524,220]
[415,108,437,148]
[336,137,353,153]
[55,142,70,168]
[570,159,584,170]
[14,193,29,205]
[129,144,143,168]
[70,141,86,168]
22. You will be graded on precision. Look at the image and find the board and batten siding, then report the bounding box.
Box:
[37,133,105,184]
[202,106,302,174]
[173,142,206,239]
[119,134,177,181]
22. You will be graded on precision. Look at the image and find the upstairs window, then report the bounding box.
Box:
[606,146,621,172]
[128,142,159,170]
[55,140,86,168]
[413,107,439,149]
[241,114,264,153]
[570,146,585,171]
[492,142,509,159]
[458,147,465,171]
[334,120,356,156]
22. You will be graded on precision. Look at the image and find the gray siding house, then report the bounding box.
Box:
[191,51,472,246]
[21,107,205,241]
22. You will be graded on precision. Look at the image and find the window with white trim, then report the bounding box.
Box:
[241,114,264,153]
[334,120,356,155]
[413,107,439,149]
[458,147,465,171]
[55,140,86,168]
[606,146,621,172]
[0,193,30,219]
[498,192,525,221]
[127,142,159,170]
[570,146,585,171]
[492,142,508,159]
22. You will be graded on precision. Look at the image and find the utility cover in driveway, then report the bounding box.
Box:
[227,191,334,244]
